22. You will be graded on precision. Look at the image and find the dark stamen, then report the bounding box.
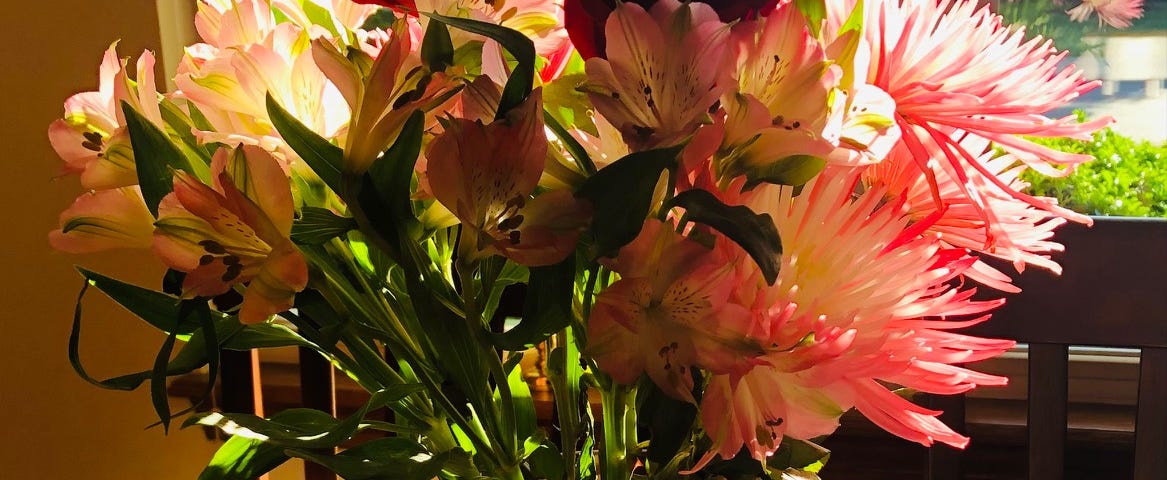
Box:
[498,215,524,231]
[199,240,226,254]
[221,264,243,282]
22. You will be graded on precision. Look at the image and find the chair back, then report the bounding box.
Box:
[929,217,1167,480]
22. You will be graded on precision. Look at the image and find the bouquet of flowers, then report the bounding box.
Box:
[49,0,1113,478]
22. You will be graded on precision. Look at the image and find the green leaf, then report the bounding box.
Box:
[768,437,830,473]
[349,109,425,261]
[223,322,319,350]
[575,145,681,255]
[198,435,288,480]
[481,261,529,323]
[197,408,368,480]
[507,360,537,446]
[68,279,225,430]
[424,12,534,118]
[544,109,597,175]
[360,8,396,31]
[640,377,699,465]
[669,189,783,284]
[187,384,426,449]
[746,155,826,188]
[266,94,344,193]
[544,70,595,134]
[291,207,357,245]
[77,267,209,334]
[69,283,242,393]
[122,101,192,216]
[366,109,424,229]
[794,0,826,36]
[158,98,215,167]
[151,328,180,432]
[492,257,575,350]
[420,21,454,72]
[287,438,467,480]
[528,441,566,480]
[301,0,340,37]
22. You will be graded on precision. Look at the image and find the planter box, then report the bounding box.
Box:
[969,216,1167,348]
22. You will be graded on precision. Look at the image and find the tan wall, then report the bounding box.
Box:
[0,1,300,478]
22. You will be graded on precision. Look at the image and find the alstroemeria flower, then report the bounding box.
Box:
[694,172,1014,467]
[153,145,308,324]
[588,219,766,402]
[49,187,155,254]
[312,18,460,173]
[579,0,733,151]
[1067,0,1144,28]
[824,0,1111,238]
[426,90,591,266]
[48,44,163,190]
[716,93,836,181]
[733,2,839,143]
[195,0,376,50]
[177,18,350,158]
[823,84,901,165]
[474,0,574,84]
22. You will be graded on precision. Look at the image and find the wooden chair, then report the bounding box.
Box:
[928,218,1167,480]
[218,347,338,480]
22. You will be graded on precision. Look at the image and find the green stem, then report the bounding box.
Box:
[457,254,519,465]
[657,166,679,221]
[600,380,633,480]
[550,329,582,480]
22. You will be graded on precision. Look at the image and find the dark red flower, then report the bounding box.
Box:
[351,0,417,15]
[565,0,779,59]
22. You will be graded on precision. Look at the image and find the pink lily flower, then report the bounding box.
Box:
[580,0,733,151]
[425,90,591,266]
[48,44,163,190]
[49,187,155,254]
[153,145,308,324]
[588,219,767,403]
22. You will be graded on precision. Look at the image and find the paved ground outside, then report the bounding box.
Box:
[1059,82,1167,143]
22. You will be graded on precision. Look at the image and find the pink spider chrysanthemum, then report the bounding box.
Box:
[862,133,1072,292]
[1067,0,1145,28]
[826,0,1112,246]
[694,171,1014,467]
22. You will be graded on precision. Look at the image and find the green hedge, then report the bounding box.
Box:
[1021,120,1167,218]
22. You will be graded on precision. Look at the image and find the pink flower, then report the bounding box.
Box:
[863,133,1070,292]
[48,44,163,190]
[829,0,1111,234]
[694,171,1013,467]
[1067,0,1144,28]
[580,0,733,151]
[153,145,308,324]
[311,18,459,173]
[49,187,155,254]
[177,20,349,157]
[588,219,766,402]
[425,90,591,266]
[731,2,840,145]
